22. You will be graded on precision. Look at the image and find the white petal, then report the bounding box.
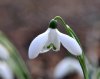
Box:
[52,38,60,51]
[54,57,83,79]
[0,62,13,79]
[40,38,51,53]
[0,44,9,60]
[28,29,49,59]
[40,46,51,53]
[40,29,60,52]
[39,29,51,53]
[57,30,82,56]
[52,29,60,51]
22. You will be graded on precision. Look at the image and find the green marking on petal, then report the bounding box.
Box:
[47,45,51,49]
[47,43,56,50]
[53,45,56,50]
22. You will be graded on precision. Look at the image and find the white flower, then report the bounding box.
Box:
[54,57,83,79]
[0,44,9,60]
[28,28,82,59]
[0,62,13,79]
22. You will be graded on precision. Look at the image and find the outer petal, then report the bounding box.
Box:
[54,57,83,79]
[28,29,49,59]
[39,29,51,53]
[0,44,9,60]
[0,62,13,79]
[57,30,82,56]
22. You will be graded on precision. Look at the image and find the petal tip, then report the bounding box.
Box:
[28,50,38,59]
[28,53,37,59]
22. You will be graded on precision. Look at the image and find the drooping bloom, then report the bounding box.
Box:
[0,62,13,79]
[0,32,32,79]
[28,20,82,59]
[54,57,83,79]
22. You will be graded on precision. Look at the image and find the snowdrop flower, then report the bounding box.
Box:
[0,44,9,60]
[0,62,13,79]
[28,19,82,59]
[54,57,83,79]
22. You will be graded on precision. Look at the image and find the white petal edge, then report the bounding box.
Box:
[54,57,83,79]
[0,44,9,60]
[0,62,13,79]
[57,30,82,56]
[39,29,51,53]
[28,29,49,59]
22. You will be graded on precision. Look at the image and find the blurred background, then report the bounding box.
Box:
[0,0,100,79]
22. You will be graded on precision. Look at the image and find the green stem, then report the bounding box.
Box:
[54,16,89,79]
[0,32,32,79]
[77,55,88,79]
[96,69,100,79]
[54,16,72,36]
[54,16,80,44]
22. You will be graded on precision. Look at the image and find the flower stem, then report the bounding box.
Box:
[77,55,89,79]
[54,16,89,79]
[54,16,80,44]
[95,69,100,79]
